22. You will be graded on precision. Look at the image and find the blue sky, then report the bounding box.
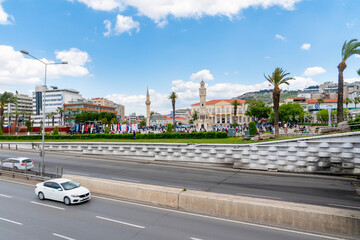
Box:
[0,0,359,115]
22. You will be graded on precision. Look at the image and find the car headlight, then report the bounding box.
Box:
[71,195,79,197]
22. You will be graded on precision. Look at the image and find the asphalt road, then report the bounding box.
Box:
[0,179,346,240]
[1,149,359,211]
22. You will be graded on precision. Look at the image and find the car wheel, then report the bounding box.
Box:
[14,166,18,170]
[64,197,71,205]
[38,192,45,200]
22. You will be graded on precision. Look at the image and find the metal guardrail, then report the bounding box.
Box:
[0,164,63,181]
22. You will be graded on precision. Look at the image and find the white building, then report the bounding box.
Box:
[32,86,83,126]
[3,92,32,125]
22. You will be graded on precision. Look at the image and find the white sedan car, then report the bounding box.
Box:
[1,157,34,170]
[35,178,91,205]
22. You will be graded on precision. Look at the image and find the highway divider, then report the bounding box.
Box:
[64,174,360,238]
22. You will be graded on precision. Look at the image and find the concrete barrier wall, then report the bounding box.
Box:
[64,174,360,237]
[3,132,360,174]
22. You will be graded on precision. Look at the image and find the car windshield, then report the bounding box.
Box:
[61,181,80,190]
[22,159,32,163]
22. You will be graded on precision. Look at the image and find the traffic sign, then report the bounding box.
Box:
[315,103,319,109]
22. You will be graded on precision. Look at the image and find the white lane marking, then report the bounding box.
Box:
[31,201,65,210]
[237,193,282,200]
[92,195,342,240]
[53,233,76,240]
[190,238,203,240]
[64,171,89,176]
[328,203,360,210]
[96,216,145,229]
[111,177,141,183]
[0,217,23,225]
[0,194,12,198]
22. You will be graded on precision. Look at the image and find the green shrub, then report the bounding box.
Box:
[249,122,258,136]
[166,124,173,133]
[104,127,110,134]
[53,126,59,135]
[0,128,3,136]
[0,131,228,140]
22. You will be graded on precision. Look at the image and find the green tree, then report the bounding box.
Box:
[317,98,324,109]
[353,97,360,109]
[110,117,118,124]
[53,126,59,135]
[0,92,17,131]
[168,91,178,132]
[337,39,360,123]
[245,99,272,120]
[278,102,304,122]
[101,117,108,124]
[104,126,110,134]
[248,121,258,136]
[265,68,293,137]
[344,97,353,109]
[25,120,33,132]
[231,100,241,124]
[0,127,3,135]
[139,118,146,127]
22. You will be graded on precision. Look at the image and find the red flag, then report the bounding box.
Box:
[86,124,89,132]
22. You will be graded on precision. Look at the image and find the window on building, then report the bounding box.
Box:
[227,116,230,123]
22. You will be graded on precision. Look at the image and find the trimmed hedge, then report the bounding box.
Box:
[0,132,228,140]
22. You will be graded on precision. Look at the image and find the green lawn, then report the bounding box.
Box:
[0,136,308,144]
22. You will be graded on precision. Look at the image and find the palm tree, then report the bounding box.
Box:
[344,97,353,109]
[46,113,52,126]
[57,107,65,126]
[337,39,360,123]
[231,100,240,124]
[354,97,360,109]
[0,92,17,131]
[168,91,178,132]
[265,67,294,137]
[317,98,324,109]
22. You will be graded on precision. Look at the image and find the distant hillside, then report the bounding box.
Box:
[236,89,299,104]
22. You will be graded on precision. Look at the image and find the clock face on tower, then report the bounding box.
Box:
[201,91,204,94]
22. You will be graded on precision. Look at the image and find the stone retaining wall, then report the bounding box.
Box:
[2,132,359,174]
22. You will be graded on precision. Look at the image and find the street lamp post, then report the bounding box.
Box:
[20,50,67,176]
[326,105,332,127]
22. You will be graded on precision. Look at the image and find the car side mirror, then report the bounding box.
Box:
[57,188,63,191]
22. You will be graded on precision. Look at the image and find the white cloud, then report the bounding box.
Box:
[0,45,91,86]
[103,19,112,36]
[113,14,140,35]
[224,72,228,76]
[301,43,311,50]
[73,0,301,25]
[290,76,317,90]
[275,34,286,41]
[0,0,14,25]
[264,56,271,59]
[303,67,326,77]
[190,69,214,82]
[355,55,360,58]
[71,0,125,11]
